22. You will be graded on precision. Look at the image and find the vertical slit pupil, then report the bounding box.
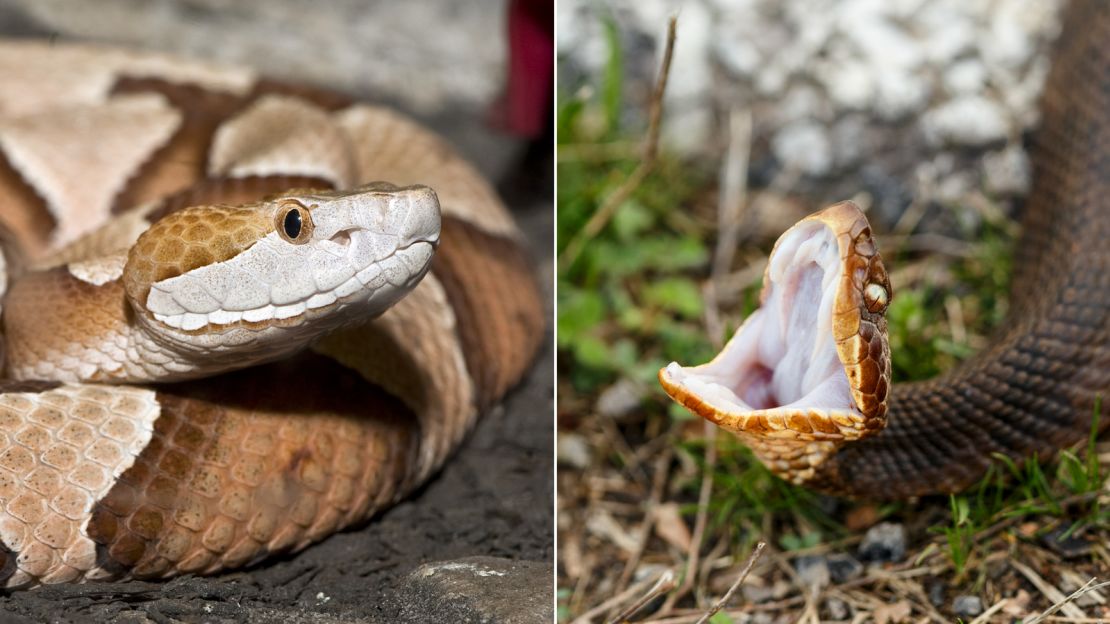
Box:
[283,209,302,239]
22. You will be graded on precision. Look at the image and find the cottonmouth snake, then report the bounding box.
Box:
[661,1,1110,499]
[0,41,543,587]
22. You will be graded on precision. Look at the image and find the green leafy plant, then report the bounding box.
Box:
[933,397,1107,574]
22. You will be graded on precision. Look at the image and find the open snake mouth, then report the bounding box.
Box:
[660,202,891,441]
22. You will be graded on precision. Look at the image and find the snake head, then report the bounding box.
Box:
[122,182,440,358]
[659,202,892,481]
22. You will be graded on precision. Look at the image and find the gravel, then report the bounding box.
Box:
[559,0,1063,228]
[826,553,863,584]
[858,522,906,563]
[953,595,984,618]
[793,555,830,588]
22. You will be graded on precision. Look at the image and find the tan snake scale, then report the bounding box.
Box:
[0,41,543,587]
[662,1,1110,499]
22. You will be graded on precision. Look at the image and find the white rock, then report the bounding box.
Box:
[714,37,762,78]
[848,15,925,71]
[979,10,1033,71]
[773,120,833,176]
[555,0,609,73]
[640,0,712,102]
[982,144,1031,195]
[922,95,1010,146]
[874,68,930,120]
[818,59,875,110]
[885,0,928,19]
[557,432,592,470]
[650,0,714,154]
[831,114,868,168]
[702,0,759,13]
[756,65,789,96]
[596,378,644,418]
[775,84,828,125]
[1001,55,1051,128]
[936,170,975,203]
[662,107,715,156]
[919,10,976,64]
[944,59,987,95]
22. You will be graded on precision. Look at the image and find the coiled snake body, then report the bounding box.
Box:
[0,42,543,587]
[662,2,1110,499]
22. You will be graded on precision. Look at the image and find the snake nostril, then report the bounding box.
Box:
[329,229,354,247]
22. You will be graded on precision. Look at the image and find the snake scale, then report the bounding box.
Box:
[0,41,543,587]
[662,1,1110,499]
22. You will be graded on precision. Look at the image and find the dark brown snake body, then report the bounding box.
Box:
[813,2,1110,498]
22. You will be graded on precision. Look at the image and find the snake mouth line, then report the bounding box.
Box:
[660,221,867,438]
[153,238,436,332]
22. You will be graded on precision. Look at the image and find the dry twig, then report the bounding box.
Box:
[704,107,753,346]
[557,15,678,273]
[614,449,675,596]
[575,571,671,624]
[1025,578,1110,624]
[606,570,678,624]
[692,542,767,624]
[1012,560,1089,621]
[660,421,717,613]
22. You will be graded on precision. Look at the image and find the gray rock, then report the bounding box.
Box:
[874,68,931,121]
[793,555,829,588]
[752,613,774,624]
[556,432,591,470]
[920,12,976,64]
[742,583,775,604]
[858,522,906,562]
[922,96,1010,147]
[983,144,1031,195]
[825,597,850,620]
[775,84,829,125]
[1041,526,1093,559]
[830,114,868,169]
[772,121,833,177]
[715,37,762,79]
[393,556,552,623]
[944,60,987,95]
[826,553,863,583]
[953,595,983,618]
[595,378,643,419]
[928,582,946,607]
[818,59,875,111]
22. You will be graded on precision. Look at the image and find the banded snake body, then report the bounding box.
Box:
[0,41,543,587]
[661,1,1110,498]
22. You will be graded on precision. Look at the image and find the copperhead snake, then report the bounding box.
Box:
[661,1,1110,498]
[0,41,543,588]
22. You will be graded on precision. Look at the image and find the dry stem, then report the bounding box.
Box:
[557,15,677,273]
[692,542,767,624]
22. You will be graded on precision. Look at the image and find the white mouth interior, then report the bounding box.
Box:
[665,222,859,415]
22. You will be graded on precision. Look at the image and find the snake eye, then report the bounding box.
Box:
[276,202,313,244]
[864,282,889,313]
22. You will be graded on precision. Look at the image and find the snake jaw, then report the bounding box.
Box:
[660,201,892,478]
